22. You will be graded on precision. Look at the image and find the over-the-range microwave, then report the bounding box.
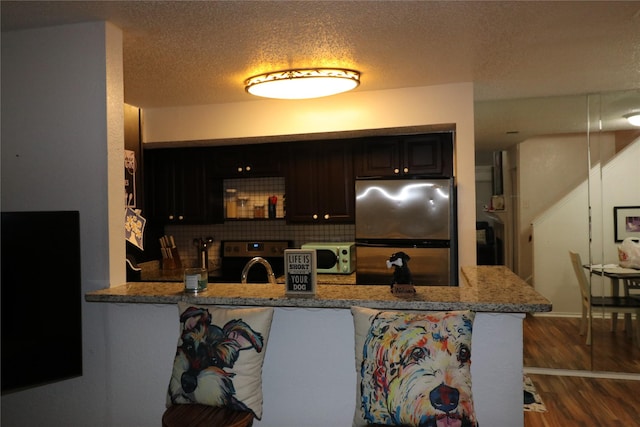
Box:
[300,242,356,274]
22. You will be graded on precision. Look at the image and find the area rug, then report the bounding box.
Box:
[523,375,547,412]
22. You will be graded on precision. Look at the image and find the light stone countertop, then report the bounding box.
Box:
[86,266,551,313]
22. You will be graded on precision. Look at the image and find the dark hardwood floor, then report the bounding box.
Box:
[524,374,640,426]
[523,315,640,426]
[524,314,640,372]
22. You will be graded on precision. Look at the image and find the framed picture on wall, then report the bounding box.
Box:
[613,206,640,242]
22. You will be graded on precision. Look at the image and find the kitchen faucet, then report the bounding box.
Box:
[241,257,277,284]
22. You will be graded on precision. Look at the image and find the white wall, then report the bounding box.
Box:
[1,22,511,427]
[532,137,640,315]
[1,22,124,425]
[475,165,494,221]
[518,134,589,282]
[142,83,478,273]
[518,132,619,283]
[100,305,524,427]
[5,300,522,427]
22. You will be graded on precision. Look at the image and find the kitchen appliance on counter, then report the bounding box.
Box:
[355,178,457,286]
[213,240,292,283]
[193,236,214,270]
[300,242,356,274]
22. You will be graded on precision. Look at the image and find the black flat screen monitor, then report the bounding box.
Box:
[1,211,83,393]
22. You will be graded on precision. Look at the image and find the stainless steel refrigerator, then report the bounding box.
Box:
[355,178,457,286]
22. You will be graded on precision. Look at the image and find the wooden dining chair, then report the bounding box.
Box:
[569,251,640,346]
[624,278,640,296]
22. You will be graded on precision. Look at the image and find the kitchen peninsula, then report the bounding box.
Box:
[87,266,549,427]
[88,266,549,312]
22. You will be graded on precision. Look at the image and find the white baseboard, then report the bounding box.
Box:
[529,312,636,320]
[524,366,640,381]
[529,312,579,318]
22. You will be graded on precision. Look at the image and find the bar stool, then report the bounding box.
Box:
[162,404,253,427]
[163,304,274,427]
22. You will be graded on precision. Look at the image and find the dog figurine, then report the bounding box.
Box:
[360,311,477,427]
[168,306,264,416]
[386,251,413,286]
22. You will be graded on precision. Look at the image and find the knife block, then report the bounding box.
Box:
[162,247,182,270]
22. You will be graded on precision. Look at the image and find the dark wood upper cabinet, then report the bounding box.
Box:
[142,132,453,226]
[355,132,453,178]
[212,143,283,178]
[285,140,354,224]
[144,148,223,224]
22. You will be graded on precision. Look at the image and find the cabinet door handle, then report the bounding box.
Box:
[237,167,243,172]
[323,214,330,220]
[403,167,409,173]
[245,165,251,172]
[393,168,400,174]
[178,215,184,221]
[168,215,174,220]
[312,214,318,220]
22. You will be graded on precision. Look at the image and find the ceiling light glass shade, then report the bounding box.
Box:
[625,113,640,126]
[245,68,360,99]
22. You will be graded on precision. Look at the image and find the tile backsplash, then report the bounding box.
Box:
[165,177,355,268]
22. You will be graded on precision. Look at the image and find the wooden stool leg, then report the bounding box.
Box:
[625,313,632,334]
[635,311,640,348]
[162,404,254,427]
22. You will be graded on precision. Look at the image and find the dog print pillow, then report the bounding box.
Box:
[351,306,478,427]
[166,303,274,420]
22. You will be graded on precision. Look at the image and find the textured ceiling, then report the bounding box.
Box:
[2,1,640,150]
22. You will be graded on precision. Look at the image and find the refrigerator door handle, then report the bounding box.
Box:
[356,240,451,249]
[356,241,391,248]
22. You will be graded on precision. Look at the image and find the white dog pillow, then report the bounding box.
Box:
[166,303,274,420]
[351,306,478,427]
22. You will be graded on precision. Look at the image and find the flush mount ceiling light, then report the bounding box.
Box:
[245,68,360,100]
[624,113,640,126]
